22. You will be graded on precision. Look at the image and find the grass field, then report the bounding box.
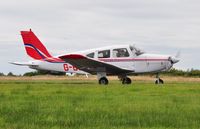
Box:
[0,76,200,129]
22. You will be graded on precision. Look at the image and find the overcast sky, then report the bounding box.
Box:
[0,0,200,75]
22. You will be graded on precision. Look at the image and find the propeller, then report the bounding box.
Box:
[175,50,181,59]
[168,51,181,64]
[168,56,179,64]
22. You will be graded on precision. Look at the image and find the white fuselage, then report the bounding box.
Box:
[30,45,176,75]
[98,54,172,74]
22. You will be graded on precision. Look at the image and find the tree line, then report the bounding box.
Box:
[161,68,200,77]
[0,68,200,77]
[0,70,66,77]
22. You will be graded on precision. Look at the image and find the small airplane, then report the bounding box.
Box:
[11,29,179,85]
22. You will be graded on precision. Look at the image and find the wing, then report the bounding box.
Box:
[59,54,134,75]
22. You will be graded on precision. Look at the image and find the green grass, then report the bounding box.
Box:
[0,80,200,129]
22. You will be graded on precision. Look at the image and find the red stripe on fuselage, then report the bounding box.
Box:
[99,58,168,62]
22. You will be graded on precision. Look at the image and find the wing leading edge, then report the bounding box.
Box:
[59,54,134,75]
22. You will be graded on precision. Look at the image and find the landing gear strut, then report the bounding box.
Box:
[155,74,164,84]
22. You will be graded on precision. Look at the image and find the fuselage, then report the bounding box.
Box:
[99,53,172,74]
[30,45,177,75]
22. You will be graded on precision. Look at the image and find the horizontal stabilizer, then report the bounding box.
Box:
[9,62,38,66]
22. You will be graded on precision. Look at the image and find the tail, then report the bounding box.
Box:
[20,29,53,60]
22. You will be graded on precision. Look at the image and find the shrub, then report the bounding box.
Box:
[0,72,4,76]
[23,70,66,76]
[7,72,16,76]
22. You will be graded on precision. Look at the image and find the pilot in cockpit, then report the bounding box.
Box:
[114,48,129,57]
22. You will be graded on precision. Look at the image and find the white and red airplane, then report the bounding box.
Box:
[11,29,179,85]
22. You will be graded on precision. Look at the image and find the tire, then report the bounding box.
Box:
[99,77,109,85]
[159,78,164,84]
[155,80,159,84]
[155,78,164,84]
[122,77,132,85]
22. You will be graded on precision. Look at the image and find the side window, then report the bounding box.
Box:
[86,52,94,58]
[113,48,129,57]
[98,50,110,58]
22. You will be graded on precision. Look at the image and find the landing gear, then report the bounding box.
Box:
[155,78,164,84]
[122,77,132,84]
[155,74,164,84]
[118,75,132,85]
[99,77,109,85]
[97,72,109,85]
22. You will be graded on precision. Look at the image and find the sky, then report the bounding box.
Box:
[0,0,200,75]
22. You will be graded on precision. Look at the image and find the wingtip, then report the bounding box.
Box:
[8,62,15,65]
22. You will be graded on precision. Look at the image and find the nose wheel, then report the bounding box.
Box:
[155,78,164,84]
[155,74,164,84]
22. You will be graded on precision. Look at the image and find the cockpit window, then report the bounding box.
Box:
[98,50,110,58]
[113,48,129,57]
[130,45,144,56]
[86,52,94,58]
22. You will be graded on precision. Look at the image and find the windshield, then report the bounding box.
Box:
[130,45,144,56]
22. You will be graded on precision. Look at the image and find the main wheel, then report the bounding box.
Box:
[122,77,132,84]
[99,77,109,85]
[155,78,164,84]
